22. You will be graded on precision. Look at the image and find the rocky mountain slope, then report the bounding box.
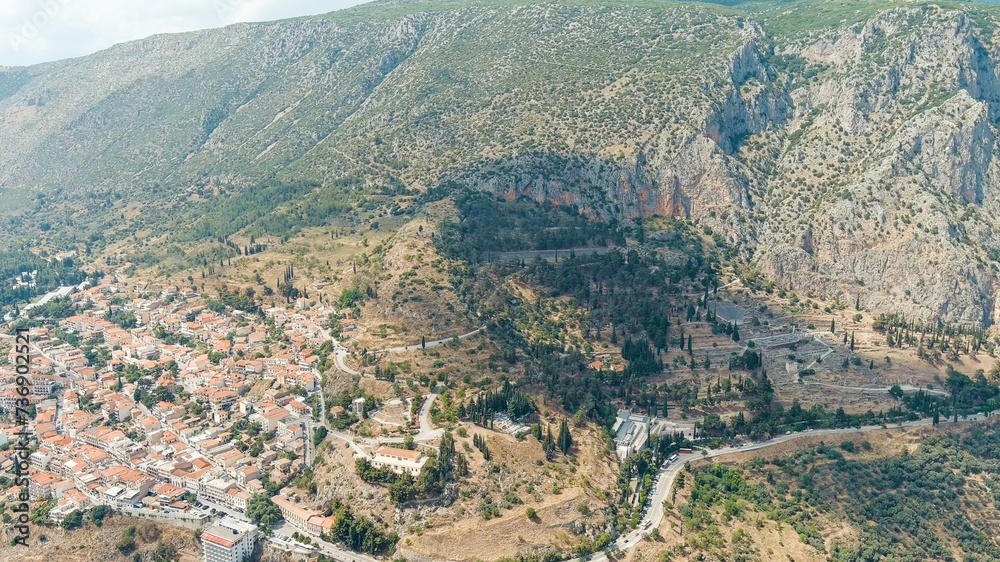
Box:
[4,0,1000,325]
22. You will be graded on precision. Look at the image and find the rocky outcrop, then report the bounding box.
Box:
[4,2,1000,327]
[753,8,1000,326]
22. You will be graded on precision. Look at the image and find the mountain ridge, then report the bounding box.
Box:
[4,0,1000,326]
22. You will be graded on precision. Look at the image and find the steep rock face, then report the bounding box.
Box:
[469,23,791,235]
[751,7,1000,326]
[5,1,1000,326]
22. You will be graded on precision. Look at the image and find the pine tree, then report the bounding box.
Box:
[850,332,855,351]
[830,319,836,333]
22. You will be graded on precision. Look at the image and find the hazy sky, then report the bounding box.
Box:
[2,0,370,67]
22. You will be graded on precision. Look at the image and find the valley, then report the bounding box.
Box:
[2,1,1000,561]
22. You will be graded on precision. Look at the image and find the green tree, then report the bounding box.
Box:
[313,426,328,447]
[88,505,111,527]
[557,420,572,454]
[246,494,281,534]
[150,542,178,562]
[61,510,83,530]
[117,526,137,554]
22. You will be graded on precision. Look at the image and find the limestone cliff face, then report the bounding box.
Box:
[472,22,791,236]
[459,6,1000,326]
[752,8,1000,326]
[5,1,1000,327]
[469,7,1000,326]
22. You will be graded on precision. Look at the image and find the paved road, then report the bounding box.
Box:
[379,393,443,444]
[326,326,484,373]
[271,521,380,562]
[321,329,445,446]
[196,499,380,562]
[416,393,441,440]
[483,246,612,262]
[320,328,362,376]
[577,413,994,562]
[382,326,485,354]
[311,367,369,457]
[333,345,361,376]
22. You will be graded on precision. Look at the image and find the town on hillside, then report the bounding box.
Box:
[0,280,449,558]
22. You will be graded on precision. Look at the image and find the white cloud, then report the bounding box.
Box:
[1,0,369,67]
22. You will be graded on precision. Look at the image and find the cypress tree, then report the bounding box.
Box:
[557,420,572,454]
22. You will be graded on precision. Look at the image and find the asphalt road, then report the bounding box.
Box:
[382,326,485,354]
[270,521,380,562]
[577,413,994,562]
[377,393,443,445]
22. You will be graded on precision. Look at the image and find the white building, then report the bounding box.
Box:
[612,411,651,460]
[201,518,258,562]
[352,397,366,417]
[371,446,428,476]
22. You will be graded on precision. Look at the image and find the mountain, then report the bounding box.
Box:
[4,0,1000,325]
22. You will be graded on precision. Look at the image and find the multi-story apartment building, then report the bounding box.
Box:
[201,518,258,562]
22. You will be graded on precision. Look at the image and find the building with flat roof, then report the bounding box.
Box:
[201,518,258,562]
[371,445,428,476]
[612,410,650,461]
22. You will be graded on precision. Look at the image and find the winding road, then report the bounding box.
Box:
[316,316,989,561]
[382,326,485,354]
[375,393,443,445]
[327,326,485,371]
[322,325,465,445]
[576,413,995,562]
